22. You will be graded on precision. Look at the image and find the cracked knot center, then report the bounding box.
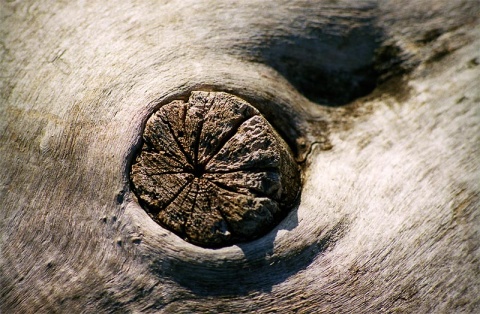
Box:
[130,91,301,248]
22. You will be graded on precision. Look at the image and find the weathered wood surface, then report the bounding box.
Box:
[0,0,479,312]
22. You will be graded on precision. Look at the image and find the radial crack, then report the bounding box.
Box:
[154,176,194,215]
[159,109,194,167]
[201,115,258,169]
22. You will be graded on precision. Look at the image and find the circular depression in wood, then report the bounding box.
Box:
[130,91,301,248]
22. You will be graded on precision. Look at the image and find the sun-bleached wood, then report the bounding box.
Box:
[0,0,478,312]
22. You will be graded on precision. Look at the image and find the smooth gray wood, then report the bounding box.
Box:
[1,0,478,312]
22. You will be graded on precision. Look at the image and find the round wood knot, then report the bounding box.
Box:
[130,91,301,247]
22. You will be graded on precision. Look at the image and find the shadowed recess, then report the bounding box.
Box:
[257,25,383,106]
[148,219,347,296]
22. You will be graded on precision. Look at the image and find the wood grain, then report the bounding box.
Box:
[0,0,478,313]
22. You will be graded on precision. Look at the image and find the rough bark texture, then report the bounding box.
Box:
[0,0,479,313]
[130,91,300,247]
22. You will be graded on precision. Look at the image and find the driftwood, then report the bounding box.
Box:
[1,0,479,312]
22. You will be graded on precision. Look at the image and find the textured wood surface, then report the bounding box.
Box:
[0,0,479,313]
